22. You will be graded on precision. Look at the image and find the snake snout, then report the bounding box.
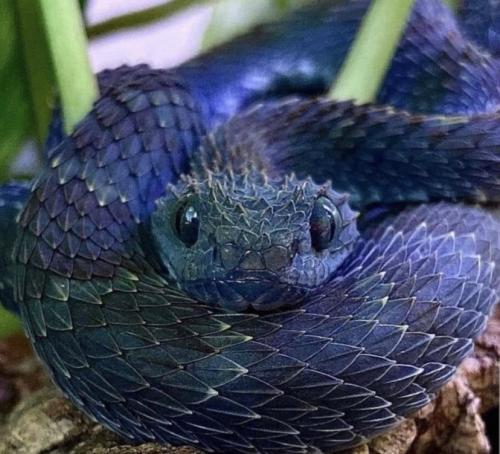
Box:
[216,242,297,273]
[187,241,303,311]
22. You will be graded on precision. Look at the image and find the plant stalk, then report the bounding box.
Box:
[15,0,55,144]
[330,0,416,103]
[38,0,97,132]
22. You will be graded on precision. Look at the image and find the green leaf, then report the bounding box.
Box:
[0,1,31,181]
[16,0,56,144]
[0,0,67,179]
[0,0,93,183]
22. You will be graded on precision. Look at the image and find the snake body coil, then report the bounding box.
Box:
[0,1,499,453]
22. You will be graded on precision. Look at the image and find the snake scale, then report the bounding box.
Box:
[1,0,500,452]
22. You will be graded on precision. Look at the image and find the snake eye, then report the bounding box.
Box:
[310,196,342,252]
[174,199,199,247]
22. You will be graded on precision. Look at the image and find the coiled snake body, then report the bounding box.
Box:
[1,0,500,452]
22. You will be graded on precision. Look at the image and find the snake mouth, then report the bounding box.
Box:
[183,272,308,311]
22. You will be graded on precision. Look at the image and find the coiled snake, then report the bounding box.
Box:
[1,0,500,452]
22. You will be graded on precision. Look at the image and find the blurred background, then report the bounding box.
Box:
[86,0,212,71]
[87,0,311,70]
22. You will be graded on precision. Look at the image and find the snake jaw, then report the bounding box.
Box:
[182,274,311,311]
[151,168,359,311]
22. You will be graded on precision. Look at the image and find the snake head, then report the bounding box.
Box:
[151,168,358,311]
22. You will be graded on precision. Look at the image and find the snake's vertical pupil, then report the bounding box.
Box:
[174,201,199,247]
[310,196,341,252]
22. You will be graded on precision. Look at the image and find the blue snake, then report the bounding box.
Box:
[1,0,500,452]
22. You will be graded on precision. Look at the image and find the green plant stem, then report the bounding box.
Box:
[38,0,97,133]
[15,0,54,144]
[0,61,30,182]
[0,2,28,181]
[87,0,217,39]
[330,0,416,103]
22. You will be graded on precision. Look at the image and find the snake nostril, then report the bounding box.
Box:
[212,245,221,267]
[291,239,299,257]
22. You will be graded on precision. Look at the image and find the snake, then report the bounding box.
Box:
[1,0,500,452]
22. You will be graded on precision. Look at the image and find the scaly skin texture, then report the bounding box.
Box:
[0,0,499,453]
[458,0,500,57]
